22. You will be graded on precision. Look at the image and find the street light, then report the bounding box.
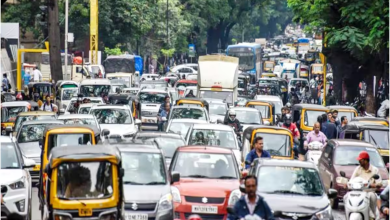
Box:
[64,0,69,80]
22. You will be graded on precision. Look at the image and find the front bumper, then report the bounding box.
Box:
[124,202,173,220]
[173,199,227,220]
[1,204,10,220]
[2,187,29,217]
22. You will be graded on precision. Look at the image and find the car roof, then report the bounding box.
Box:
[80,79,111,85]
[1,101,31,107]
[331,139,377,148]
[328,105,357,110]
[117,144,162,153]
[255,95,282,101]
[135,131,183,139]
[79,103,97,107]
[177,80,197,83]
[203,98,226,103]
[172,105,205,110]
[44,124,101,135]
[192,123,233,131]
[17,111,57,116]
[169,119,209,124]
[256,158,317,169]
[177,145,233,154]
[139,89,168,93]
[91,104,129,109]
[20,120,64,126]
[58,114,95,119]
[70,97,103,101]
[230,107,260,112]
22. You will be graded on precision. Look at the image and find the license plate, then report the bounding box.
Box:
[191,205,218,214]
[33,165,40,171]
[79,208,92,216]
[125,213,148,220]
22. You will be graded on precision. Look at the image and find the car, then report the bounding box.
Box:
[288,78,309,90]
[15,120,64,183]
[318,139,389,209]
[1,136,36,220]
[186,74,197,81]
[117,143,174,220]
[204,98,229,123]
[89,104,141,138]
[223,107,264,131]
[137,88,171,130]
[122,88,140,95]
[170,63,198,73]
[58,114,100,130]
[169,146,241,219]
[55,87,79,113]
[77,103,100,114]
[141,73,161,81]
[185,123,242,167]
[13,111,58,136]
[248,158,338,219]
[170,65,198,77]
[64,96,103,114]
[133,132,186,168]
[168,106,210,123]
[165,119,208,137]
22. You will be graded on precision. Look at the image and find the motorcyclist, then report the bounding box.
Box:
[349,151,382,219]
[186,90,196,98]
[281,114,301,159]
[288,88,299,105]
[301,86,311,103]
[224,110,242,134]
[303,122,327,150]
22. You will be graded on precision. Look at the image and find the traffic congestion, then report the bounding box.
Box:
[1,35,389,220]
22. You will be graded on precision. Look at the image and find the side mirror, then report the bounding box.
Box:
[102,129,110,137]
[135,119,142,125]
[340,171,346,177]
[245,160,251,166]
[372,174,380,180]
[328,188,338,199]
[23,158,36,168]
[239,184,245,193]
[171,171,180,184]
[226,207,236,215]
[217,119,223,124]
[5,126,13,132]
[60,109,65,114]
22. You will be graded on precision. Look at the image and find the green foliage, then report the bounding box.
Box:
[161,48,176,58]
[104,47,122,55]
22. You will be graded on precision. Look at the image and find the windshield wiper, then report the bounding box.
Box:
[2,166,19,169]
[341,163,359,166]
[57,197,87,206]
[216,176,237,179]
[369,134,378,147]
[123,181,143,185]
[268,190,304,195]
[144,181,166,185]
[186,175,210,178]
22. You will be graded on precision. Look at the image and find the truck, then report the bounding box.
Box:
[197,55,239,106]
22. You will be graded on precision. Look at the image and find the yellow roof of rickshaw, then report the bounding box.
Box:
[17,111,57,116]
[1,101,31,107]
[243,125,292,141]
[43,124,101,137]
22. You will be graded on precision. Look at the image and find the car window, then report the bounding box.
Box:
[189,129,236,149]
[167,122,193,136]
[170,108,207,121]
[61,118,97,126]
[91,108,132,124]
[18,124,46,143]
[334,146,385,167]
[1,143,20,169]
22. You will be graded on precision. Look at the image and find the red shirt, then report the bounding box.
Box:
[282,123,300,138]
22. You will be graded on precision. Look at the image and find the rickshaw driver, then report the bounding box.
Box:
[64,165,92,198]
[281,114,301,159]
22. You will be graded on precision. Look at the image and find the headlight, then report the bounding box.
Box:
[99,213,116,220]
[228,189,241,206]
[9,179,25,189]
[54,215,72,220]
[158,193,173,211]
[171,186,181,203]
[311,205,331,220]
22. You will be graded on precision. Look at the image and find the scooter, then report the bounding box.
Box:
[341,171,380,220]
[304,141,323,165]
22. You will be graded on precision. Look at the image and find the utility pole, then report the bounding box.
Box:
[166,0,169,46]
[48,0,63,82]
[64,0,69,80]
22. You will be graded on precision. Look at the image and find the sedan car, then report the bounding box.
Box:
[168,106,209,123]
[249,158,338,219]
[58,114,100,130]
[223,107,263,131]
[1,136,36,220]
[165,119,208,137]
[64,97,103,114]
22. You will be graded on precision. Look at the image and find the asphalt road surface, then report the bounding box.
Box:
[30,187,347,220]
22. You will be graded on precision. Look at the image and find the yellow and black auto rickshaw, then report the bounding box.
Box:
[41,145,123,220]
[327,106,358,122]
[310,64,324,80]
[263,61,275,77]
[1,101,31,135]
[351,117,389,127]
[242,126,294,161]
[175,98,209,112]
[245,101,275,125]
[28,82,54,107]
[341,121,389,164]
[291,104,328,137]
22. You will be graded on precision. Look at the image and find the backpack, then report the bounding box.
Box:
[43,103,53,111]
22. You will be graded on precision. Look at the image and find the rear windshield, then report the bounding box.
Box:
[47,133,93,159]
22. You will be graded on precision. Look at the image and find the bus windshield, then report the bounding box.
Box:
[227,51,254,70]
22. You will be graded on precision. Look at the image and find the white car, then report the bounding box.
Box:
[140,73,160,81]
[171,66,198,77]
[89,104,141,138]
[77,103,101,114]
[0,136,35,220]
[58,114,101,130]
[137,89,170,130]
[121,88,140,95]
[64,97,104,114]
[165,118,208,137]
[168,105,210,123]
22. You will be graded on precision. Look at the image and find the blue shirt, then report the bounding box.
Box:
[228,195,274,220]
[2,78,9,90]
[245,149,271,168]
[23,74,31,85]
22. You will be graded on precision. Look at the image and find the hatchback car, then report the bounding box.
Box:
[169,146,241,219]
[165,119,209,137]
[58,114,100,130]
[168,106,210,123]
[248,158,337,219]
[318,139,389,208]
[64,96,103,114]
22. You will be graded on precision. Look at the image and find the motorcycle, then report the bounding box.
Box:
[226,206,283,220]
[304,141,323,165]
[340,171,380,220]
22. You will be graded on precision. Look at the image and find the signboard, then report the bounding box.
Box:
[188,44,195,57]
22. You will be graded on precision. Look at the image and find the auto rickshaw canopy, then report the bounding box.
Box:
[43,124,101,139]
[243,125,292,143]
[28,82,53,100]
[175,98,209,112]
[48,145,121,169]
[311,64,323,74]
[343,121,388,133]
[351,117,389,126]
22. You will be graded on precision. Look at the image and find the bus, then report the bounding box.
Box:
[297,38,310,52]
[41,52,72,81]
[226,43,262,83]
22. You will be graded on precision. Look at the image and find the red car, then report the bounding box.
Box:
[169,146,241,220]
[175,80,198,96]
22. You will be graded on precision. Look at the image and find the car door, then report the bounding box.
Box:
[318,143,334,190]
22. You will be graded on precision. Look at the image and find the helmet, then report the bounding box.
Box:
[286,103,292,108]
[228,109,236,121]
[284,114,292,126]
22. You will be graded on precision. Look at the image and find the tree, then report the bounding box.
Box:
[288,0,389,112]
[104,47,122,55]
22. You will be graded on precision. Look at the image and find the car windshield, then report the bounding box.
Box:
[255,133,291,157]
[199,91,233,105]
[235,110,262,124]
[170,108,207,121]
[47,133,93,159]
[80,85,111,97]
[154,137,185,158]
[338,111,355,122]
[78,107,91,114]
[2,106,27,122]
[262,100,282,115]
[139,92,166,104]
[257,166,323,196]
[91,108,132,124]
[290,80,308,87]
[1,143,20,169]
[334,146,385,167]
[167,122,194,136]
[140,83,167,90]
[248,105,270,118]
[189,129,236,149]
[122,152,166,185]
[236,97,249,106]
[18,124,46,143]
[265,62,274,68]
[258,79,278,85]
[367,130,389,149]
[14,115,56,133]
[227,51,255,71]
[238,79,245,89]
[61,89,78,100]
[172,152,238,179]
[176,82,197,88]
[111,84,128,93]
[209,103,227,116]
[67,99,102,113]
[304,110,326,127]
[57,162,113,199]
[62,118,97,126]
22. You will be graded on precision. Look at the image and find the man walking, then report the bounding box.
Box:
[2,73,10,92]
[23,70,31,87]
[33,67,42,82]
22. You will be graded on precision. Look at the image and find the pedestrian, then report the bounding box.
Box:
[324,115,338,139]
[320,113,328,133]
[2,73,10,92]
[327,112,333,122]
[304,122,327,150]
[149,62,154,74]
[338,116,348,138]
[325,89,336,106]
[157,103,170,131]
[40,96,55,112]
[33,66,42,82]
[23,70,31,87]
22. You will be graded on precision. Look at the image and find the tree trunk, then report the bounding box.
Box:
[48,0,63,82]
[206,26,221,54]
